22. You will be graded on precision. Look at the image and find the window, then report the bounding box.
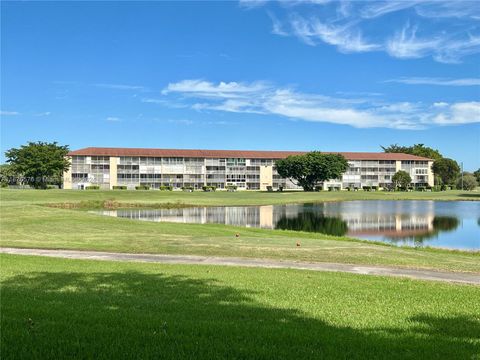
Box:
[227,158,246,166]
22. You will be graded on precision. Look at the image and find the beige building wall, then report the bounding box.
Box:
[395,160,402,173]
[259,165,273,190]
[63,157,72,189]
[109,157,119,188]
[427,161,434,186]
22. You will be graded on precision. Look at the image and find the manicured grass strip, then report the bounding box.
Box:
[2,188,479,207]
[1,254,479,359]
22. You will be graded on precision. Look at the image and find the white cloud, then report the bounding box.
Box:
[290,16,380,52]
[162,79,270,98]
[268,11,288,36]
[360,1,420,19]
[0,111,20,116]
[162,79,480,129]
[94,83,146,91]
[238,0,269,9]
[262,89,393,128]
[414,2,480,19]
[262,1,480,63]
[386,77,480,86]
[430,102,480,125]
[141,98,168,104]
[386,22,441,59]
[106,116,121,122]
[433,34,480,64]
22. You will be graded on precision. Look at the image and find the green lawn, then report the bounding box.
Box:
[2,188,479,206]
[1,254,479,359]
[1,189,479,273]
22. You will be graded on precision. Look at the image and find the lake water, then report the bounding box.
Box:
[94,200,480,250]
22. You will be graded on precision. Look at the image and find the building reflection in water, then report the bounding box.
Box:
[98,201,465,246]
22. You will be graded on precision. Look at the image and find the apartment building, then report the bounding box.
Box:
[64,147,434,190]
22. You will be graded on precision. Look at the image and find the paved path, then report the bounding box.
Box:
[2,247,479,285]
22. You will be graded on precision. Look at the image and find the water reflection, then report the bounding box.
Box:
[276,213,348,237]
[94,200,480,250]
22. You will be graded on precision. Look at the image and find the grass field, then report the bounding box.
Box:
[1,254,479,359]
[2,188,479,206]
[1,189,479,273]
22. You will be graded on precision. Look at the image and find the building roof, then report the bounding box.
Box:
[67,147,432,161]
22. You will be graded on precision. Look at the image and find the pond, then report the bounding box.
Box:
[94,200,480,250]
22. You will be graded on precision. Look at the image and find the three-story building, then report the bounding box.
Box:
[64,147,434,190]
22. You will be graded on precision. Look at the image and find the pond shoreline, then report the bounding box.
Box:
[89,200,480,251]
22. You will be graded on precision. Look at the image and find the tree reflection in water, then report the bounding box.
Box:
[388,216,460,246]
[275,212,348,236]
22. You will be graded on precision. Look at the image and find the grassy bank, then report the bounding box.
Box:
[1,254,479,359]
[1,200,479,273]
[2,188,479,207]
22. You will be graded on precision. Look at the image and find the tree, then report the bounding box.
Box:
[0,164,21,187]
[456,173,478,191]
[474,169,480,184]
[392,170,412,189]
[275,152,348,192]
[432,158,460,187]
[5,141,70,189]
[381,143,442,160]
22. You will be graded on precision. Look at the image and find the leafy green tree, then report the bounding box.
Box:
[5,141,70,189]
[432,158,460,187]
[474,169,480,184]
[392,170,412,189]
[381,144,442,160]
[456,173,478,191]
[0,164,21,186]
[275,152,348,192]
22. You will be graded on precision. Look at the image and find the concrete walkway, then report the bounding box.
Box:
[2,247,479,285]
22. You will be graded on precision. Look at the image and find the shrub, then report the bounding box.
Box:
[159,185,173,191]
[314,185,322,192]
[182,186,194,192]
[112,186,127,190]
[226,185,237,192]
[277,186,284,192]
[362,186,371,191]
[202,186,216,192]
[266,186,273,192]
[47,185,59,190]
[135,185,150,190]
[85,185,100,190]
[417,186,426,192]
[371,186,378,191]
[456,174,478,191]
[392,170,412,189]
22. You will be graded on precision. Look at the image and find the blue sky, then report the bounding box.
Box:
[1,1,479,169]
